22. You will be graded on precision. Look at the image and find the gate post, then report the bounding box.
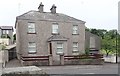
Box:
[60,54,64,65]
[49,54,53,65]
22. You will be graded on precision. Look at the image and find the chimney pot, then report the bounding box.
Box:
[38,2,44,13]
[50,4,57,14]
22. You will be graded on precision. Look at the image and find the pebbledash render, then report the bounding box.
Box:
[15,3,86,65]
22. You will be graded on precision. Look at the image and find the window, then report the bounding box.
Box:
[57,43,63,54]
[28,42,36,53]
[2,30,6,34]
[90,37,95,48]
[28,22,35,33]
[73,25,78,34]
[52,23,59,34]
[72,42,79,55]
[6,30,9,34]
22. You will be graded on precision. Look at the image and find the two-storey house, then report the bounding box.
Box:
[15,3,86,65]
[0,26,14,45]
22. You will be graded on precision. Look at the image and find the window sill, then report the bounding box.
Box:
[28,52,37,54]
[56,52,64,55]
[72,34,79,35]
[52,33,60,35]
[72,51,79,53]
[27,32,37,34]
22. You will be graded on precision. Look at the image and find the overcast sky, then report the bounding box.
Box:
[0,0,119,31]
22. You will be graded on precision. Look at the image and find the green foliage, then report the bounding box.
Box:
[86,28,118,56]
[1,34,11,39]
[85,48,90,55]
[118,34,120,56]
[0,44,6,50]
[13,34,16,40]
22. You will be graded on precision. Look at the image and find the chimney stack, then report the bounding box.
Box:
[50,4,57,14]
[38,2,44,13]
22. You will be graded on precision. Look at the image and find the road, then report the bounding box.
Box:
[39,63,118,74]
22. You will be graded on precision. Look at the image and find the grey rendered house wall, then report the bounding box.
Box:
[85,31,101,51]
[16,19,85,57]
[0,29,1,38]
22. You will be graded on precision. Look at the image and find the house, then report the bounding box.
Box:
[85,31,101,54]
[0,26,14,45]
[15,3,86,65]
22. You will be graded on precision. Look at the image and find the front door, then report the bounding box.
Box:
[49,42,52,55]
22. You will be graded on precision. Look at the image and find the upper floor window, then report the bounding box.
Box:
[52,23,59,34]
[28,42,36,53]
[28,22,35,33]
[73,25,78,35]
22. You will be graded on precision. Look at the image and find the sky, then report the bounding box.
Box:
[0,0,119,32]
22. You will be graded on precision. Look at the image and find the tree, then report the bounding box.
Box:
[102,35,116,56]
[101,30,117,56]
[1,34,11,39]
[13,34,16,41]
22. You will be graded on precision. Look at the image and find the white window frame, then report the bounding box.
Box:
[72,42,79,55]
[73,25,78,34]
[56,43,63,54]
[2,30,6,34]
[6,30,9,34]
[52,23,59,34]
[28,42,36,53]
[28,22,35,33]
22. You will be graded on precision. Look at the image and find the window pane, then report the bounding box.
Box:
[73,25,78,34]
[52,24,58,34]
[28,42,36,53]
[57,43,63,53]
[28,23,35,33]
[90,37,95,48]
[57,43,63,48]
[73,47,78,51]
[6,30,9,34]
[73,42,78,53]
[3,30,6,34]
[73,42,78,47]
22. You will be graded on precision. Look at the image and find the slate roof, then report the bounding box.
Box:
[16,10,85,23]
[47,35,68,41]
[0,26,13,30]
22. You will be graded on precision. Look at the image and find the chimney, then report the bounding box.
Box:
[38,2,44,13]
[50,4,57,14]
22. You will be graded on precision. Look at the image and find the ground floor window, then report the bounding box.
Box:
[56,43,63,54]
[72,42,79,55]
[28,42,36,53]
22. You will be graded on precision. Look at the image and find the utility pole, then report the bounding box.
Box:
[116,30,118,63]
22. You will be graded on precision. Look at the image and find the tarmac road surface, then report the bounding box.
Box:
[39,63,118,74]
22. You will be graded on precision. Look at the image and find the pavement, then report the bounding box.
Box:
[0,63,2,76]
[3,59,119,74]
[5,58,22,68]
